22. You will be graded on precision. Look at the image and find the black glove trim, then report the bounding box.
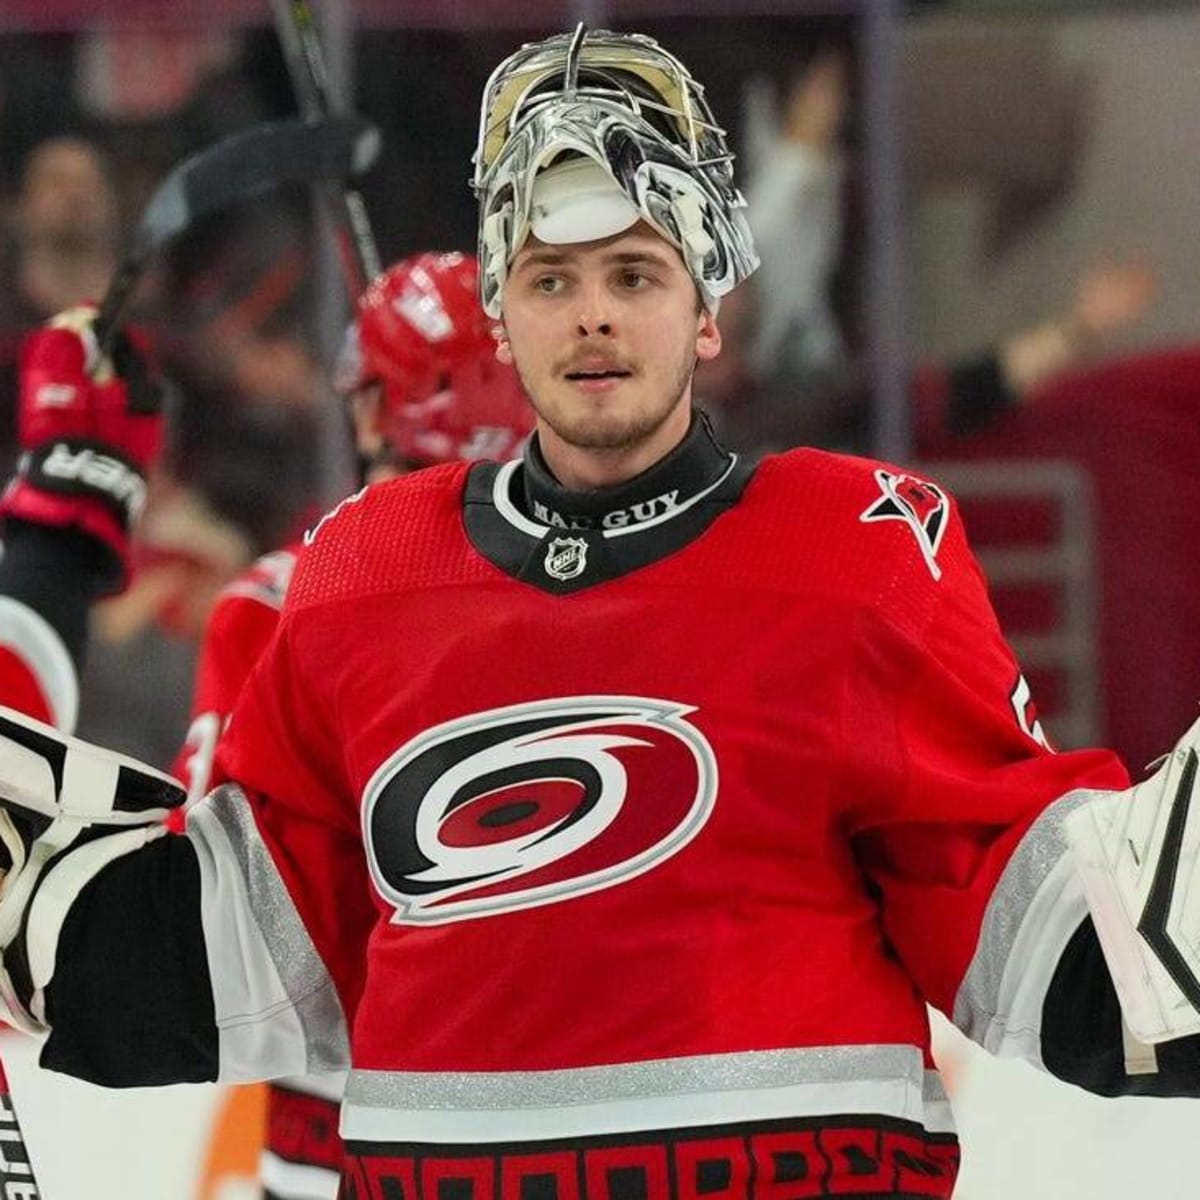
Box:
[19,438,147,532]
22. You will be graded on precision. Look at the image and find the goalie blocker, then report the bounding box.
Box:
[0,706,184,1034]
[1067,711,1200,1045]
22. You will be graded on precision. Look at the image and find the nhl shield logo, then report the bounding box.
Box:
[544,536,588,581]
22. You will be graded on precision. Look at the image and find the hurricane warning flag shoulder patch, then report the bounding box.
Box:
[859,468,950,580]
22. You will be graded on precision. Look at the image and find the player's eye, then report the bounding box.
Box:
[533,275,566,294]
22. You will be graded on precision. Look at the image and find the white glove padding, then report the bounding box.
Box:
[1066,713,1200,1043]
[0,705,185,1033]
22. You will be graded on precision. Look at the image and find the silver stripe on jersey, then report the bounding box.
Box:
[341,1045,953,1143]
[0,595,79,733]
[187,784,350,1082]
[953,788,1103,1064]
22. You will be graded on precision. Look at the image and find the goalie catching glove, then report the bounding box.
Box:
[1067,711,1200,1043]
[0,705,184,1034]
[0,306,166,593]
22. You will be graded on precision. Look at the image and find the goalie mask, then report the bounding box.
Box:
[472,24,759,318]
[334,252,534,467]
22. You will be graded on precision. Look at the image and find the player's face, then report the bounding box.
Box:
[497,224,721,488]
[345,381,399,483]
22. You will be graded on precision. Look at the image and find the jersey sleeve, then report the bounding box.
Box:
[840,476,1131,1076]
[43,519,371,1090]
[184,580,374,1082]
[34,593,351,1091]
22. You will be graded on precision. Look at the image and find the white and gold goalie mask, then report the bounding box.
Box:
[471,24,760,318]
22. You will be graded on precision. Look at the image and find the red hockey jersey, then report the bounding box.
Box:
[172,546,297,803]
[188,428,1128,1200]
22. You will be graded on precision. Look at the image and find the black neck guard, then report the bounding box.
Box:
[519,411,734,534]
[462,411,754,595]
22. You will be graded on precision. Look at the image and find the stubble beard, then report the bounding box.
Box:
[517,347,697,453]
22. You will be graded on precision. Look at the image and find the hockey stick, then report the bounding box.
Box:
[0,1054,40,1195]
[269,0,383,298]
[94,113,381,353]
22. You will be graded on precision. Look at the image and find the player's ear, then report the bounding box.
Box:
[695,307,721,363]
[493,323,513,366]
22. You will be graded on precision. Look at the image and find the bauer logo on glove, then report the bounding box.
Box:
[0,305,167,593]
[36,442,148,525]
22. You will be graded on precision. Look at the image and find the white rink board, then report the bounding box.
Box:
[0,1031,224,1199]
[2,1020,1199,1197]
[932,1012,1200,1198]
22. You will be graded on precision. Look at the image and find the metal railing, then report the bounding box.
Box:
[922,458,1101,749]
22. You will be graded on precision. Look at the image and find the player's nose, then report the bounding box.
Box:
[574,278,615,338]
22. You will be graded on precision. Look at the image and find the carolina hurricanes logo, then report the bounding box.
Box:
[859,469,950,580]
[363,696,718,925]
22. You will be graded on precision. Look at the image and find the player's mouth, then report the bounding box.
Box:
[562,359,634,392]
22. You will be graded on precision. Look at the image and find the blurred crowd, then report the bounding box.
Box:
[0,29,334,759]
[0,17,1187,771]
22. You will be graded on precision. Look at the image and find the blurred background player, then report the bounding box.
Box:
[176,250,534,1200]
[0,252,532,1200]
[0,305,163,732]
[176,250,534,809]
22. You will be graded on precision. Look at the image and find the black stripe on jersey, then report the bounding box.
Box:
[341,1113,960,1200]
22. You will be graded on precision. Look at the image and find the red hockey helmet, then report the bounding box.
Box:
[334,251,534,466]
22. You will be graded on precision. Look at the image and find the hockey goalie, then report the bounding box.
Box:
[0,25,1195,1200]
